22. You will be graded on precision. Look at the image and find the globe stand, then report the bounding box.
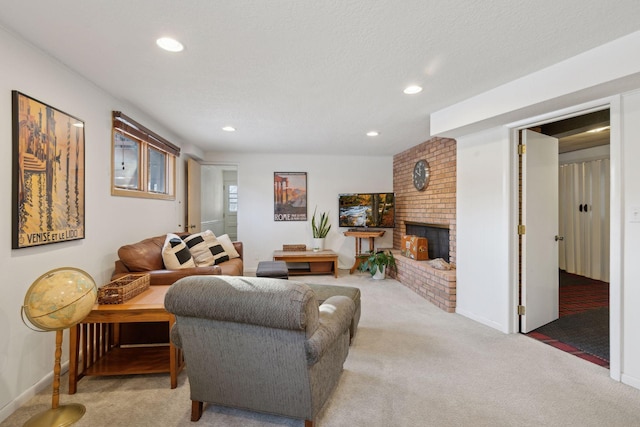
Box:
[21,267,97,427]
[22,330,86,427]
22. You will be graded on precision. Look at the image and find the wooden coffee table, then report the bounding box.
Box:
[273,249,339,278]
[68,285,184,394]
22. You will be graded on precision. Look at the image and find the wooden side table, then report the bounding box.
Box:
[344,230,385,273]
[68,285,184,394]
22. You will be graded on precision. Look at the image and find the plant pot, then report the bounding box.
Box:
[372,265,386,280]
[312,238,325,252]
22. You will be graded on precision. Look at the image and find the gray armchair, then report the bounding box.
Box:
[164,275,355,427]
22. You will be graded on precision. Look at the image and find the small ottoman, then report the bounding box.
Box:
[307,283,361,343]
[256,261,289,279]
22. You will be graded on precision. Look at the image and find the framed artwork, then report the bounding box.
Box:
[274,172,307,221]
[12,91,85,248]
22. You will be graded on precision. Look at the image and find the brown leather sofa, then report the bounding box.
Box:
[112,232,243,285]
[112,232,244,344]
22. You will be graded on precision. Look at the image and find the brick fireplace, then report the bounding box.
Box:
[391,137,457,312]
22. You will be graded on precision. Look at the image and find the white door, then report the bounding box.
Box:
[186,158,201,233]
[521,129,559,332]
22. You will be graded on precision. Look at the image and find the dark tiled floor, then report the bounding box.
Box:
[526,270,610,368]
[559,271,609,317]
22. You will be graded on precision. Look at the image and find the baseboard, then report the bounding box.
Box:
[621,372,640,391]
[456,307,509,333]
[0,361,68,423]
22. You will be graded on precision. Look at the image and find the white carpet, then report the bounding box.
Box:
[3,271,640,427]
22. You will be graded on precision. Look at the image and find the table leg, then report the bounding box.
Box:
[169,318,177,389]
[68,324,79,394]
[349,237,362,274]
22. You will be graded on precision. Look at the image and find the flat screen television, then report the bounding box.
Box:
[338,193,395,228]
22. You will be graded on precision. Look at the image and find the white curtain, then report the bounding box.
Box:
[558,159,610,282]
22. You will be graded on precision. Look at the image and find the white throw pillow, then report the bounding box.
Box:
[217,234,240,259]
[183,230,230,266]
[162,233,196,269]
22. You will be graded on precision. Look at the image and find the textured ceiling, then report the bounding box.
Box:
[1,1,639,156]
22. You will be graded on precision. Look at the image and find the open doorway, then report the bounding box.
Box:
[201,164,238,241]
[520,109,611,368]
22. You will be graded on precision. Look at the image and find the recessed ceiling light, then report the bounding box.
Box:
[156,37,184,52]
[403,85,423,95]
[366,131,379,137]
[222,126,236,132]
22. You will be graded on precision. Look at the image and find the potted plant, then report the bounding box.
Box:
[311,207,331,252]
[358,250,396,279]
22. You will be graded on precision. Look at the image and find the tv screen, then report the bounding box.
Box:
[338,193,395,228]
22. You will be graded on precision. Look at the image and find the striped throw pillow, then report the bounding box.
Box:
[216,233,240,259]
[183,230,230,267]
[162,233,196,269]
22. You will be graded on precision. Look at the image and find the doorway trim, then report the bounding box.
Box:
[507,95,622,381]
[199,162,239,240]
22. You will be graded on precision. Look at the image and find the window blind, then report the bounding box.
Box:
[112,111,180,157]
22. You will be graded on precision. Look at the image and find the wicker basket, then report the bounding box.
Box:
[98,273,150,304]
[283,244,307,251]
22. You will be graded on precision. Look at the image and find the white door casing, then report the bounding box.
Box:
[187,158,202,233]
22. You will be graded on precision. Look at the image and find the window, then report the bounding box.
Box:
[147,147,167,193]
[111,111,179,200]
[228,184,238,212]
[113,132,140,189]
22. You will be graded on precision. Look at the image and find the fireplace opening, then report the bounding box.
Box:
[405,222,450,262]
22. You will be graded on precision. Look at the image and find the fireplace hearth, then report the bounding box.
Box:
[405,222,450,262]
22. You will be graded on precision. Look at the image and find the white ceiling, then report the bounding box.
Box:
[1,1,639,156]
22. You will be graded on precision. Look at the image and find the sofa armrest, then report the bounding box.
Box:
[170,323,182,349]
[113,259,130,275]
[305,296,355,365]
[233,241,243,260]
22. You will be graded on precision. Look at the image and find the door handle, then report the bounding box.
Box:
[555,235,564,241]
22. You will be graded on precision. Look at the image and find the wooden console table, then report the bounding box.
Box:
[344,230,385,273]
[273,249,339,278]
[68,285,184,394]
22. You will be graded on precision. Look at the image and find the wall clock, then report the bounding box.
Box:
[413,159,430,191]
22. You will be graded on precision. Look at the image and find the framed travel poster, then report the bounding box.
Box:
[12,91,86,248]
[274,172,307,221]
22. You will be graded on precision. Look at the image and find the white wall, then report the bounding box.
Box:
[0,27,185,418]
[559,145,610,164]
[621,90,640,389]
[0,25,394,420]
[433,31,640,389]
[202,152,393,272]
[431,31,640,138]
[455,127,513,333]
[454,92,640,389]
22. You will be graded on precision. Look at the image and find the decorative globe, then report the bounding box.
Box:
[22,267,97,331]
